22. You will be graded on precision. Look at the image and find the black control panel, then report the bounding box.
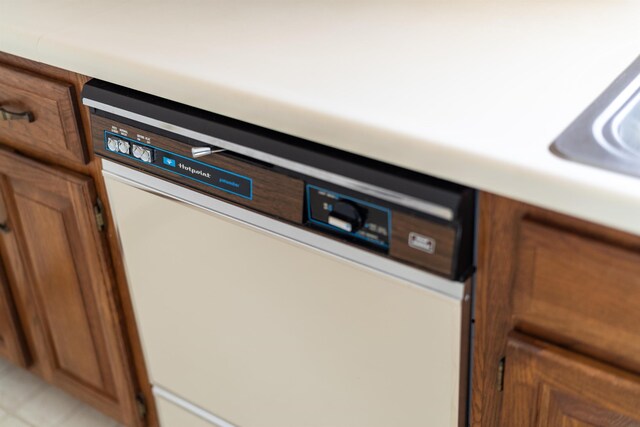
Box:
[84,79,476,280]
[306,185,391,250]
[104,131,253,200]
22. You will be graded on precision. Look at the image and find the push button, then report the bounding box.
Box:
[131,144,153,163]
[106,137,120,152]
[118,139,130,154]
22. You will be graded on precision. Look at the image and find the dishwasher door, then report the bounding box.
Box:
[104,166,469,427]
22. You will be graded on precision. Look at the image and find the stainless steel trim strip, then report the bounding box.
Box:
[84,98,454,221]
[102,159,465,300]
[153,386,238,427]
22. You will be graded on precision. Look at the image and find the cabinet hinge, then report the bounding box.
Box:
[93,198,105,232]
[135,393,148,420]
[497,357,506,392]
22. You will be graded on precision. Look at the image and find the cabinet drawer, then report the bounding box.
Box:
[512,218,640,372]
[0,63,86,164]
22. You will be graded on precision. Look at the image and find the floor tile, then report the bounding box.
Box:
[58,405,118,427]
[0,368,44,412]
[0,415,32,427]
[0,357,120,427]
[16,387,80,427]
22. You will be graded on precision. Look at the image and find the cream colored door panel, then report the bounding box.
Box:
[106,176,465,427]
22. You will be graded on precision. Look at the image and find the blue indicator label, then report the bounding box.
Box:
[163,157,176,167]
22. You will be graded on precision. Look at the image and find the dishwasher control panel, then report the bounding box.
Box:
[103,131,253,200]
[86,93,474,279]
[306,185,391,249]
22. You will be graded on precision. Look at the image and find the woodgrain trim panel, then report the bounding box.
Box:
[91,115,304,224]
[390,211,456,277]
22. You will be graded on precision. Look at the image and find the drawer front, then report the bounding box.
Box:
[0,63,86,164]
[512,218,640,372]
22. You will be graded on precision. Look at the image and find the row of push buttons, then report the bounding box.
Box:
[106,137,153,163]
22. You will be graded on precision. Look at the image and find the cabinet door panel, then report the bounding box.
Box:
[501,333,640,427]
[0,260,27,366]
[0,148,138,425]
[14,188,112,391]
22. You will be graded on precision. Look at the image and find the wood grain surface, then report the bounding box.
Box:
[390,210,456,277]
[472,192,640,427]
[0,148,140,426]
[501,333,640,427]
[0,256,27,367]
[513,218,640,373]
[91,115,304,224]
[0,62,87,165]
[0,52,153,427]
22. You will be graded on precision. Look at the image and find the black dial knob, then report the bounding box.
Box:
[328,200,365,233]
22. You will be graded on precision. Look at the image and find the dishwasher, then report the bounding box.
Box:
[82,80,476,427]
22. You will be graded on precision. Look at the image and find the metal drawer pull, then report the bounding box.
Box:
[0,106,34,122]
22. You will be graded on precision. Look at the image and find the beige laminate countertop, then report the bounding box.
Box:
[1,0,640,232]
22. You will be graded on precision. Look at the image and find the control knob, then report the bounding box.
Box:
[106,137,119,152]
[328,200,365,233]
[132,145,153,163]
[117,139,130,154]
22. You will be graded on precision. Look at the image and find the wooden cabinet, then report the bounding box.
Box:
[472,193,640,427]
[0,53,152,427]
[0,148,139,424]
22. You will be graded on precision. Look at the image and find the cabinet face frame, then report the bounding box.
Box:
[0,147,140,426]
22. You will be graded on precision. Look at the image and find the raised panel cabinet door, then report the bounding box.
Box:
[0,259,28,367]
[501,333,640,427]
[0,148,140,426]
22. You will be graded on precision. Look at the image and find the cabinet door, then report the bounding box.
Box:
[0,258,27,366]
[0,148,140,426]
[501,333,640,427]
